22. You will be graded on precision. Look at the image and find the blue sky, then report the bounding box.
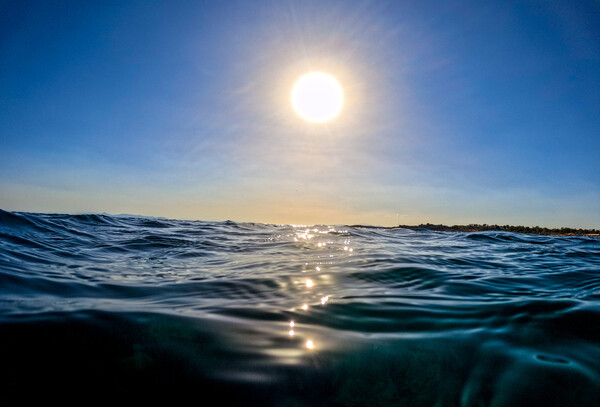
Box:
[1,0,599,227]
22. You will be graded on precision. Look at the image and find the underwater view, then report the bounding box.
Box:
[1,209,599,405]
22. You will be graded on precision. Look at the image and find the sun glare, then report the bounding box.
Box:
[291,72,344,123]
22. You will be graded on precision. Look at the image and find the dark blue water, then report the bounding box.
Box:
[1,209,599,404]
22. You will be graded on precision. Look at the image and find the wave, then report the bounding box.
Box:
[1,209,599,404]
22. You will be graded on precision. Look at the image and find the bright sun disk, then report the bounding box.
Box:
[291,72,344,123]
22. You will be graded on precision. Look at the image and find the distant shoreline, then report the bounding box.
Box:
[396,223,600,237]
[348,223,600,237]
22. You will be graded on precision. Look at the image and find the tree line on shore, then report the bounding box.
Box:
[397,223,600,236]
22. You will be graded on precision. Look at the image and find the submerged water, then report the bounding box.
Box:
[1,209,599,404]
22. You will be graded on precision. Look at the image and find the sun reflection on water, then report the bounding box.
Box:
[284,226,356,354]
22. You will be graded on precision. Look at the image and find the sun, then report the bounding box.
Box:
[291,72,344,123]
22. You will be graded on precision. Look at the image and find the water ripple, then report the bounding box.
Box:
[1,209,599,404]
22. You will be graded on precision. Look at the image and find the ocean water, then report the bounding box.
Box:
[1,209,599,405]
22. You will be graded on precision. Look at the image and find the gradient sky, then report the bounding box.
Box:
[1,0,599,227]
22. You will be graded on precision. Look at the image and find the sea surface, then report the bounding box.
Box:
[1,209,599,405]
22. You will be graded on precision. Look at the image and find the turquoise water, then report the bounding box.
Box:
[1,209,599,405]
